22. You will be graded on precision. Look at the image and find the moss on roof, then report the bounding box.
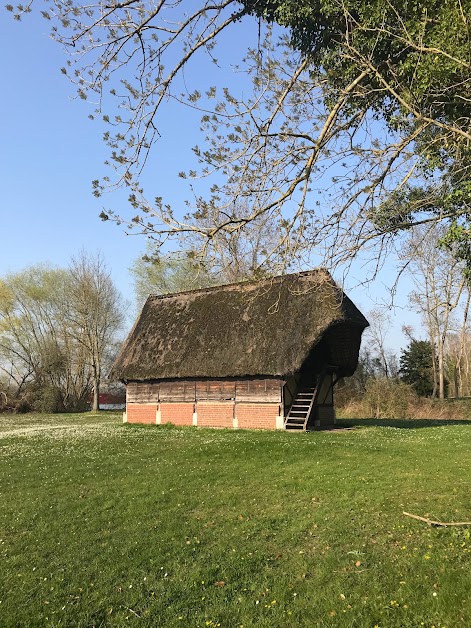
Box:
[111,269,369,380]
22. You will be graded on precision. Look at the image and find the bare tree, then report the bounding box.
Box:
[130,247,219,309]
[66,253,124,412]
[403,225,468,399]
[443,288,471,397]
[364,308,398,379]
[131,197,283,307]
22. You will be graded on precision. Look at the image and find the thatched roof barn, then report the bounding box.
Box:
[113,269,368,431]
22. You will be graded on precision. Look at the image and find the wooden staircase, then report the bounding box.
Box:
[284,387,317,431]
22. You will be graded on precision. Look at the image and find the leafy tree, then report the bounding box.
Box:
[399,340,435,397]
[244,0,471,242]
[0,256,124,412]
[8,0,471,273]
[0,266,76,410]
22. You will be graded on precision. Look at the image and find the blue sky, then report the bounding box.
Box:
[1,11,178,305]
[0,9,420,351]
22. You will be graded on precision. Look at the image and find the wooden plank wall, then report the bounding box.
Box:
[195,381,235,401]
[127,382,157,403]
[127,379,282,404]
[235,379,281,403]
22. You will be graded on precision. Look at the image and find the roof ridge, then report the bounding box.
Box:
[146,267,330,302]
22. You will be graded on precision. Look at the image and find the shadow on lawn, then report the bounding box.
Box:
[336,418,471,429]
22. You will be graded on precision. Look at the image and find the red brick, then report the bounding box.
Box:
[160,403,194,426]
[236,403,279,430]
[197,402,234,428]
[127,403,157,424]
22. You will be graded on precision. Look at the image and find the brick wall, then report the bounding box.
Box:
[160,402,194,426]
[197,402,234,428]
[236,403,279,430]
[127,403,157,424]
[126,399,281,430]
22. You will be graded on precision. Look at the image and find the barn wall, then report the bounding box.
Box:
[316,405,336,426]
[197,402,234,428]
[125,378,283,429]
[126,403,158,424]
[318,372,335,426]
[237,404,279,430]
[160,402,194,426]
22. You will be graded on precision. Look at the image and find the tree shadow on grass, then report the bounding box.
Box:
[335,418,471,429]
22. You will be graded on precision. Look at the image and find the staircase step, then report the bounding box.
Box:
[284,384,319,432]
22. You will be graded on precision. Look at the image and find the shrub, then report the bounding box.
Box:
[364,377,416,419]
[334,378,364,407]
[33,386,64,414]
[14,400,32,414]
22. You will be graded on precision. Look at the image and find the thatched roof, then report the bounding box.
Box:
[111,269,369,381]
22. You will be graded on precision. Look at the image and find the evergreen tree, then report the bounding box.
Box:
[399,340,435,397]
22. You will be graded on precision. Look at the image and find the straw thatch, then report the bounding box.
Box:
[111,269,369,381]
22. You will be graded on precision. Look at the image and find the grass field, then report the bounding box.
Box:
[1,413,471,627]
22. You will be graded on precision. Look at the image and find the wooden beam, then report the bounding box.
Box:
[403,511,471,527]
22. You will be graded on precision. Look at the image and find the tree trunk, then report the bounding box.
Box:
[92,363,100,412]
[92,385,99,411]
[457,289,471,397]
[438,343,445,399]
[430,334,438,398]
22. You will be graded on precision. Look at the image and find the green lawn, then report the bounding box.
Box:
[1,414,471,627]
